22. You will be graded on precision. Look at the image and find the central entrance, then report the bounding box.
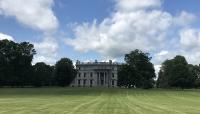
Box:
[96,70,111,87]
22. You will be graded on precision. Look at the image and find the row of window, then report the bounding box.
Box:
[77,67,118,70]
[78,72,93,77]
[77,79,115,86]
[78,79,93,87]
[78,72,116,78]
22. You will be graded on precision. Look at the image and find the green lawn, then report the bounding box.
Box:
[0,88,200,114]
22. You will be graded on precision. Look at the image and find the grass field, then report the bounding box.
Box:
[0,88,200,114]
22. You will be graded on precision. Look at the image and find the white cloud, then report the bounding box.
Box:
[157,50,168,56]
[65,0,175,58]
[65,0,200,66]
[0,0,59,64]
[116,0,162,12]
[153,50,176,65]
[33,39,58,65]
[181,52,200,65]
[0,33,14,41]
[174,11,196,27]
[0,0,58,32]
[178,28,200,64]
[1,0,200,67]
[180,28,200,51]
[33,36,58,65]
[32,55,57,65]
[34,37,58,56]
[153,27,200,65]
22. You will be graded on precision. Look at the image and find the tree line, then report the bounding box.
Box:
[0,40,76,87]
[157,55,200,89]
[1,39,200,89]
[117,50,200,89]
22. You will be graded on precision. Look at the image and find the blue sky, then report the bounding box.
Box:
[1,0,200,73]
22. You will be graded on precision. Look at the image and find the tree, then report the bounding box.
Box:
[0,51,6,86]
[0,40,16,86]
[54,58,77,86]
[188,64,200,88]
[117,64,135,88]
[157,60,173,88]
[33,62,54,87]
[14,42,36,86]
[0,39,36,86]
[157,55,195,89]
[118,49,156,89]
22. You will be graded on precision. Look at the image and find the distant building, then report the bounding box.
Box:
[71,60,121,87]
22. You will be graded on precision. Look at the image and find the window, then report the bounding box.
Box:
[112,80,114,86]
[112,73,114,78]
[78,80,81,87]
[90,72,93,77]
[83,79,87,86]
[90,80,93,87]
[84,73,86,77]
[78,73,81,77]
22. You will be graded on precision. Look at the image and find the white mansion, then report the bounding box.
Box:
[71,60,121,87]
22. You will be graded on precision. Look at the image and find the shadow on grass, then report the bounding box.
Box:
[0,87,199,97]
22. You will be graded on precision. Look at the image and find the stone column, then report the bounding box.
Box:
[104,72,106,86]
[102,72,103,86]
[105,72,106,85]
[97,72,99,86]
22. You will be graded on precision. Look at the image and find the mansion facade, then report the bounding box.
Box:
[71,60,121,87]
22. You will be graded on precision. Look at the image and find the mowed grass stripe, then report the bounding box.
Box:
[0,88,200,114]
[117,92,140,114]
[126,93,167,113]
[126,92,184,114]
[148,91,200,113]
[69,95,102,114]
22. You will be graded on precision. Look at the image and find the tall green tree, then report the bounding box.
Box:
[157,59,173,88]
[117,64,135,88]
[14,42,36,86]
[0,39,36,86]
[157,55,195,89]
[118,49,156,89]
[188,64,200,88]
[54,58,77,86]
[0,49,6,86]
[33,62,54,87]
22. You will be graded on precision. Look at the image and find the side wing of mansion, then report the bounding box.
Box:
[71,60,121,87]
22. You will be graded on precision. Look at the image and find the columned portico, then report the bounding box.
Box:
[96,71,110,87]
[71,60,120,87]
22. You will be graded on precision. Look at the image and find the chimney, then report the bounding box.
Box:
[109,60,112,64]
